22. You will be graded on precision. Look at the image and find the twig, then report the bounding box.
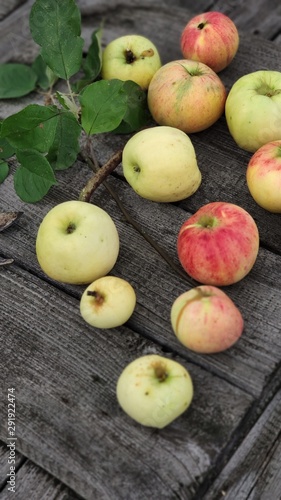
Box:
[79,149,123,202]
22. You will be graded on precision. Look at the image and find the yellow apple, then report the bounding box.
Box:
[246,140,281,213]
[80,276,136,328]
[116,354,193,428]
[36,201,119,284]
[101,34,161,89]
[122,125,202,202]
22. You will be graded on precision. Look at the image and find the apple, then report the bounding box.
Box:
[116,354,193,428]
[181,11,239,73]
[36,200,119,285]
[101,34,161,90]
[80,275,136,329]
[122,125,202,202]
[177,201,259,286]
[225,70,281,152]
[171,285,244,353]
[147,59,227,133]
[246,140,281,213]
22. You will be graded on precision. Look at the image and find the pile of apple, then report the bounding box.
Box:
[35,11,281,430]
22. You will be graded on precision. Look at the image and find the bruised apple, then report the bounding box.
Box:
[101,34,161,89]
[177,201,259,286]
[171,285,244,353]
[147,59,227,133]
[80,276,136,329]
[116,354,193,428]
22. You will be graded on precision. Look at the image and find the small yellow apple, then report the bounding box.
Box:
[80,276,136,329]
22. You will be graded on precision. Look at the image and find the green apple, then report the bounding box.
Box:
[36,201,119,285]
[101,34,162,89]
[171,285,244,353]
[122,125,202,202]
[116,354,193,428]
[225,70,281,152]
[80,275,136,328]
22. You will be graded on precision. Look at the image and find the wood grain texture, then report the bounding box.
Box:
[0,1,281,499]
[203,390,281,499]
[0,450,81,500]
[0,266,253,499]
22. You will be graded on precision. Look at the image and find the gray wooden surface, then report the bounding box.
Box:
[0,1,281,499]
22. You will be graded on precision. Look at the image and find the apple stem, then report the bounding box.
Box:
[87,290,104,304]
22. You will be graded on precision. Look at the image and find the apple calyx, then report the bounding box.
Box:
[256,82,281,98]
[87,289,104,305]
[125,49,136,64]
[66,222,76,234]
[151,360,169,382]
[197,21,208,30]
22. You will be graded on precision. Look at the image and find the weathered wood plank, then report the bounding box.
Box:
[0,265,253,499]
[0,443,81,500]
[202,389,281,499]
[1,147,281,398]
[0,0,27,22]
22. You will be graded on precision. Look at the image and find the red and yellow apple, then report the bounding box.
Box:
[181,11,239,73]
[101,34,161,90]
[177,201,259,286]
[225,70,281,152]
[80,276,136,329]
[171,285,244,353]
[116,354,193,428]
[246,140,281,213]
[36,201,119,284]
[147,59,227,133]
[122,125,202,202]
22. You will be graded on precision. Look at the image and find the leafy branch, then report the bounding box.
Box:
[0,0,150,203]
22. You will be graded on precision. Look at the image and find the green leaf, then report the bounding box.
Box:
[79,79,128,135]
[32,54,58,90]
[113,80,151,133]
[14,149,57,202]
[0,161,9,183]
[29,0,84,80]
[1,104,59,153]
[0,63,37,98]
[55,91,80,118]
[74,27,103,92]
[0,123,15,159]
[47,110,82,170]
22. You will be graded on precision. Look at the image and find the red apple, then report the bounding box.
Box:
[181,11,239,73]
[246,140,281,213]
[171,285,244,353]
[147,59,227,133]
[177,202,259,286]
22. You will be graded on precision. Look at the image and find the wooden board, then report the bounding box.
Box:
[0,0,281,499]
